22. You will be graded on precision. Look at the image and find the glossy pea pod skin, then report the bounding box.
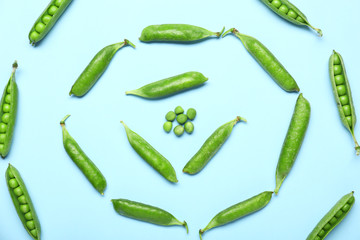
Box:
[121,121,178,183]
[199,191,273,240]
[139,24,224,42]
[329,51,360,155]
[69,39,135,97]
[260,0,322,36]
[111,199,188,233]
[126,71,208,99]
[29,0,73,45]
[6,164,41,240]
[306,192,355,240]
[183,116,246,175]
[0,62,18,158]
[60,115,107,195]
[275,93,310,194]
[223,28,299,93]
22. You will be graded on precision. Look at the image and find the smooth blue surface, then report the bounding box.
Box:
[0,0,359,239]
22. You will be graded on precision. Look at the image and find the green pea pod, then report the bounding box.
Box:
[275,93,310,194]
[60,115,107,195]
[6,164,41,240]
[199,191,273,240]
[111,199,188,233]
[183,116,246,175]
[329,51,360,155]
[0,61,18,158]
[306,191,355,240]
[69,39,135,97]
[260,0,322,36]
[139,24,225,42]
[29,0,73,45]
[223,28,299,93]
[121,121,178,183]
[125,71,208,99]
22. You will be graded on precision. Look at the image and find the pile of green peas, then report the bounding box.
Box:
[268,0,305,23]
[163,106,196,136]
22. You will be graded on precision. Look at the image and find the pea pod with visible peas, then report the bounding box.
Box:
[70,39,135,97]
[60,115,107,195]
[29,0,73,45]
[111,198,188,233]
[306,192,355,240]
[223,28,299,93]
[329,51,360,155]
[260,0,322,36]
[199,191,273,240]
[139,24,224,42]
[6,164,41,240]
[275,93,310,194]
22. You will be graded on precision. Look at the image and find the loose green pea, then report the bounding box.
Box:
[335,210,343,218]
[3,104,10,112]
[334,65,342,75]
[175,106,184,115]
[42,14,52,24]
[184,122,194,134]
[25,212,33,220]
[187,108,196,120]
[55,0,64,7]
[346,116,352,127]
[296,16,305,23]
[271,0,282,8]
[2,113,10,123]
[5,94,11,103]
[174,125,184,136]
[176,114,188,125]
[20,204,30,213]
[165,111,176,121]
[0,134,6,143]
[287,9,298,19]
[35,22,46,33]
[18,195,27,204]
[279,5,289,14]
[26,220,35,230]
[0,123,7,133]
[336,85,346,96]
[334,75,345,85]
[343,105,351,116]
[340,95,349,105]
[8,178,19,188]
[48,6,59,16]
[163,122,172,133]
[29,31,40,42]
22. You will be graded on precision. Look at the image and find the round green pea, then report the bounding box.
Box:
[18,195,27,204]
[0,134,6,143]
[35,22,46,33]
[8,178,19,188]
[6,84,11,93]
[342,105,351,116]
[176,114,188,125]
[165,111,176,121]
[29,31,40,42]
[271,0,281,8]
[8,170,15,178]
[335,209,343,218]
[318,229,325,237]
[333,65,343,75]
[2,113,10,123]
[174,125,184,136]
[3,104,10,113]
[346,116,352,126]
[31,229,38,238]
[314,237,321,240]
[42,14,52,24]
[174,106,184,115]
[340,95,349,105]
[20,204,30,213]
[287,9,298,19]
[334,75,345,85]
[342,203,350,212]
[55,0,64,7]
[0,144,4,151]
[333,54,341,65]
[323,223,331,231]
[163,122,172,133]
[296,16,305,23]
[186,108,196,120]
[48,6,59,16]
[279,5,289,14]
[348,197,355,204]
[336,85,346,96]
[329,216,337,225]
[13,186,23,197]
[5,94,11,103]
[184,122,194,134]
[26,220,35,230]
[0,123,7,133]
[25,212,33,220]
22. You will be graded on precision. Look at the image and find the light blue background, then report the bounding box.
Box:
[0,0,359,239]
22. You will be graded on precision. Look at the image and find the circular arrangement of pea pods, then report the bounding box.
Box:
[329,51,360,155]
[306,192,355,240]
[6,164,41,240]
[0,61,18,158]
[29,0,73,45]
[60,115,107,195]
[111,198,188,233]
[260,0,322,36]
[199,191,273,240]
[139,24,225,42]
[223,28,300,93]
[275,93,310,194]
[126,71,208,99]
[69,39,135,97]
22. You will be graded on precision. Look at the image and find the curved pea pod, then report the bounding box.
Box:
[111,199,188,233]
[69,39,135,97]
[260,0,322,36]
[126,71,208,99]
[275,93,310,194]
[29,0,73,45]
[199,191,273,240]
[306,192,355,240]
[0,61,19,158]
[183,116,246,175]
[121,121,178,183]
[6,164,41,240]
[139,24,224,42]
[223,28,299,93]
[329,51,360,155]
[60,115,107,195]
